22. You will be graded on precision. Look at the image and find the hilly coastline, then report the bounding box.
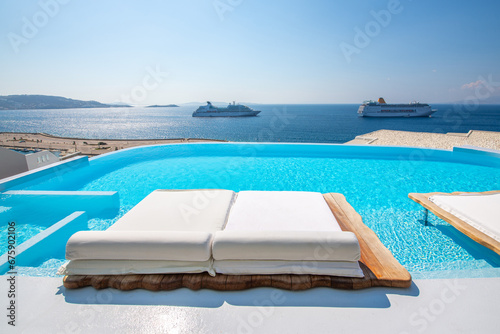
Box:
[146,104,179,108]
[0,95,131,110]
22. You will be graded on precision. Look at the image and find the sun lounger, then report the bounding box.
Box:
[213,191,363,277]
[59,189,236,276]
[60,189,363,277]
[61,189,412,290]
[408,190,500,255]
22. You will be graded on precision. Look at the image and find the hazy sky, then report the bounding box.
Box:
[1,0,499,104]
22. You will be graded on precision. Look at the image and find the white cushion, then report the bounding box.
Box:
[224,191,341,231]
[430,193,500,242]
[212,230,360,262]
[213,260,364,277]
[58,259,215,276]
[66,231,213,261]
[108,189,236,232]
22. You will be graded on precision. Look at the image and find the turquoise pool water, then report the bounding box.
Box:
[2,143,500,277]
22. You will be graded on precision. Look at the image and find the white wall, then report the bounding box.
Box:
[0,148,60,179]
[0,147,29,179]
[26,150,60,170]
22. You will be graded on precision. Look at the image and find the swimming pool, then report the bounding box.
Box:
[2,143,500,277]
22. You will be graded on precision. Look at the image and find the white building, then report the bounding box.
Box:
[0,147,60,179]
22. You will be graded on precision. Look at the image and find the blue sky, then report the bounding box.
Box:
[1,0,499,104]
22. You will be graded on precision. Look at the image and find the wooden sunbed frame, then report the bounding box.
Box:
[408,190,500,256]
[63,193,411,291]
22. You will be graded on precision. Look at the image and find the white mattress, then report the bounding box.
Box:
[213,260,364,277]
[224,191,341,231]
[430,193,500,242]
[108,189,236,232]
[58,259,214,276]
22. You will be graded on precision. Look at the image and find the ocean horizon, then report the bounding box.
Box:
[1,103,499,144]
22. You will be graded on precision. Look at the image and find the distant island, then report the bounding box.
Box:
[0,95,131,110]
[146,104,179,108]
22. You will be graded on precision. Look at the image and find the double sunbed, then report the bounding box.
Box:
[61,189,411,290]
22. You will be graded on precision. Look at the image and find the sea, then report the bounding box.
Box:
[1,104,500,143]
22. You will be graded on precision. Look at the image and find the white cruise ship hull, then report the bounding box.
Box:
[358,105,437,117]
[193,110,261,117]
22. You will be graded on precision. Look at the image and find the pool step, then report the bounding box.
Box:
[1,190,119,218]
[0,211,88,274]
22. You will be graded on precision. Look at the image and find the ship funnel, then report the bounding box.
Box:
[378,97,386,104]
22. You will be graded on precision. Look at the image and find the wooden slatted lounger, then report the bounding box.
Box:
[63,192,411,291]
[408,190,500,256]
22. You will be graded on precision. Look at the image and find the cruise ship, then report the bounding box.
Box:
[192,101,261,117]
[357,98,437,117]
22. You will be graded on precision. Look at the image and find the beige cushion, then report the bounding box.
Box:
[108,189,236,232]
[224,191,342,231]
[212,230,360,262]
[66,231,213,261]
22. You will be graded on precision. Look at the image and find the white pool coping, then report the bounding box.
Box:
[0,155,89,191]
[1,276,498,333]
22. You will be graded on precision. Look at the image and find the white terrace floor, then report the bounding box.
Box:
[1,276,499,333]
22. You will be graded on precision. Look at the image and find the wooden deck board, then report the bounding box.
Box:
[408,190,500,255]
[63,192,411,291]
[323,193,411,288]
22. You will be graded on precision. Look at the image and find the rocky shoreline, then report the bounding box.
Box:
[346,130,500,151]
